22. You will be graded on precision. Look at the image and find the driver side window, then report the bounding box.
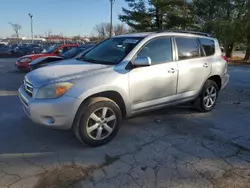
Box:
[137,37,172,65]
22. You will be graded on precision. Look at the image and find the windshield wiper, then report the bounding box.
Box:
[77,57,100,64]
[76,57,115,65]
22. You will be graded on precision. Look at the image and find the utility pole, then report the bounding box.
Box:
[28,13,34,43]
[110,0,115,37]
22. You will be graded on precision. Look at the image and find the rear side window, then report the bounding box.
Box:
[199,38,215,56]
[175,37,201,60]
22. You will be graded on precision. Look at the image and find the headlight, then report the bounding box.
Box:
[20,58,32,63]
[36,82,73,99]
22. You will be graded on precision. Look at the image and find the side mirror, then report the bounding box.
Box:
[133,56,151,67]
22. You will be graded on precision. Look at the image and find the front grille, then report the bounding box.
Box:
[24,79,33,97]
[20,94,28,107]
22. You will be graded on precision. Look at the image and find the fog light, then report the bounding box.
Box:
[43,116,55,125]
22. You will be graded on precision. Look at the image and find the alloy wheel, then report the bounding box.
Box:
[86,107,116,140]
[203,86,217,108]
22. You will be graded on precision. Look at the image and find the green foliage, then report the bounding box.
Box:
[119,0,195,31]
[119,0,250,58]
[192,0,250,57]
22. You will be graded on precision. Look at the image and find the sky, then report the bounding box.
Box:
[0,0,128,38]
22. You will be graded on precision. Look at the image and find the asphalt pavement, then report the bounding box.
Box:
[0,58,250,188]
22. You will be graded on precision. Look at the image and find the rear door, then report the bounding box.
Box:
[175,37,211,98]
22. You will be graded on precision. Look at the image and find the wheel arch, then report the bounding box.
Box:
[76,90,127,118]
[207,75,222,90]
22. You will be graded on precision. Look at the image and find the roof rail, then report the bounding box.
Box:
[156,30,212,37]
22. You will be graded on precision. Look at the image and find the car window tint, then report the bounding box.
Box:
[199,38,215,56]
[137,37,172,65]
[83,37,143,65]
[176,37,201,60]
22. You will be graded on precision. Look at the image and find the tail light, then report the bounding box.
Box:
[221,55,229,63]
[221,55,228,74]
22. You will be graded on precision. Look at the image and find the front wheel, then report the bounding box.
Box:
[194,80,219,112]
[73,97,122,147]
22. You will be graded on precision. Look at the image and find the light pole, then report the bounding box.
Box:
[28,13,33,43]
[110,0,115,37]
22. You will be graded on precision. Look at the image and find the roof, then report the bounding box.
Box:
[116,30,214,39]
[115,32,154,38]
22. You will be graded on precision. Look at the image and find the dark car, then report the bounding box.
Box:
[0,44,11,57]
[14,44,44,56]
[29,44,95,70]
[28,44,44,54]
[13,45,34,56]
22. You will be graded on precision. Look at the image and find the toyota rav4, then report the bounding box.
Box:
[18,31,229,147]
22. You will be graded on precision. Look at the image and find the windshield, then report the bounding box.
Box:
[79,37,143,65]
[75,46,94,59]
[43,45,59,54]
[61,47,79,58]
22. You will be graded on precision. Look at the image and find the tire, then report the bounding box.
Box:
[73,97,122,147]
[194,80,219,112]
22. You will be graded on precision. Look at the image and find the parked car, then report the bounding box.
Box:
[13,45,36,56]
[15,43,79,71]
[0,44,11,56]
[9,44,18,54]
[29,44,95,70]
[19,31,229,147]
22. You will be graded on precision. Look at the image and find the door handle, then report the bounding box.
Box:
[203,63,209,68]
[168,68,176,74]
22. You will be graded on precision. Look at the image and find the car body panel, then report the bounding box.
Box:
[129,61,178,111]
[25,59,113,87]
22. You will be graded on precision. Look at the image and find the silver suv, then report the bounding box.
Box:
[19,31,229,147]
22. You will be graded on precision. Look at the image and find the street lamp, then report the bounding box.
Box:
[28,13,33,43]
[110,0,115,37]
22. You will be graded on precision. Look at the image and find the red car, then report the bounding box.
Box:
[15,44,79,71]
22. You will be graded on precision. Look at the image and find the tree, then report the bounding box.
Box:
[93,23,128,38]
[8,22,21,39]
[119,0,194,31]
[72,35,82,42]
[193,0,249,57]
[243,0,250,60]
[113,23,128,36]
[94,23,110,39]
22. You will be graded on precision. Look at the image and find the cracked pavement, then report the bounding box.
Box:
[0,58,250,188]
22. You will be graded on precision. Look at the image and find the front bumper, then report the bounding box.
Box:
[16,61,30,71]
[18,85,81,130]
[221,73,229,90]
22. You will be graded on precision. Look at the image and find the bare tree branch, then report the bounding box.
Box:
[93,23,128,39]
[8,22,22,39]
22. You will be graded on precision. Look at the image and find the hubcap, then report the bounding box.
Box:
[86,107,116,140]
[204,86,217,108]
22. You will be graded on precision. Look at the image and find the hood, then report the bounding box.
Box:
[29,56,63,65]
[25,59,112,87]
[19,53,53,60]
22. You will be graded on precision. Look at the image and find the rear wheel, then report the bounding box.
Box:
[194,80,219,112]
[73,97,122,147]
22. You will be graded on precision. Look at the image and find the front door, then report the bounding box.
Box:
[129,37,178,112]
